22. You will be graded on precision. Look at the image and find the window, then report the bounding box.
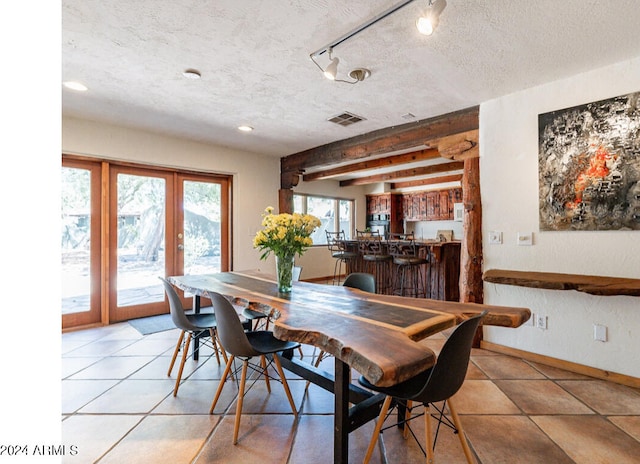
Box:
[293,194,354,244]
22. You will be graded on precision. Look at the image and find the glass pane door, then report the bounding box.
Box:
[174,173,230,310]
[61,160,101,328]
[110,167,173,321]
[181,180,222,275]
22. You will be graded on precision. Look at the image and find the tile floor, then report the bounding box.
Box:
[62,322,640,463]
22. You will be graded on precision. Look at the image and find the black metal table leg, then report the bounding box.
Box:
[192,295,201,360]
[277,351,385,464]
[334,357,350,464]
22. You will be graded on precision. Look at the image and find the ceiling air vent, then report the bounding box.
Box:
[327,111,366,127]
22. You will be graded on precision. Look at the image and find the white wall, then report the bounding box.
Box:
[480,57,640,378]
[62,116,281,272]
[407,220,463,241]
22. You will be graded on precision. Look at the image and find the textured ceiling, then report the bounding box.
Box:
[62,0,640,158]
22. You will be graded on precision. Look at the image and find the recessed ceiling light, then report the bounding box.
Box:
[63,81,88,91]
[237,125,254,132]
[182,69,201,79]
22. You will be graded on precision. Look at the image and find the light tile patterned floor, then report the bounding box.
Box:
[61,322,640,463]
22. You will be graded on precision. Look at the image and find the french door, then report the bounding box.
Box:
[61,159,102,328]
[61,157,230,328]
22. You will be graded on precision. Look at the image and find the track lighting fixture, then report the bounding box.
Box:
[348,68,371,82]
[309,0,446,83]
[416,0,447,36]
[323,49,339,81]
[311,47,371,84]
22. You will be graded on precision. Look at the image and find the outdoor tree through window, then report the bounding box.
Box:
[293,194,354,245]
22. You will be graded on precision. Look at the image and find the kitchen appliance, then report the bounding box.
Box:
[366,214,390,239]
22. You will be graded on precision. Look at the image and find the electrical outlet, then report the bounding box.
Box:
[489,231,502,244]
[536,315,547,330]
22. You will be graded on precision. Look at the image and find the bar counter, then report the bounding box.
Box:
[340,239,461,301]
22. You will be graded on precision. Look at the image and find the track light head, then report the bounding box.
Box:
[416,0,446,36]
[324,56,339,80]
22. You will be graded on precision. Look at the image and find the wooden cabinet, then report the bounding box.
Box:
[426,191,439,219]
[367,188,461,228]
[366,194,391,215]
[401,187,462,221]
[390,194,403,234]
[366,193,400,216]
[366,193,403,234]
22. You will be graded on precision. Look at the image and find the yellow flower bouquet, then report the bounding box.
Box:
[253,206,321,292]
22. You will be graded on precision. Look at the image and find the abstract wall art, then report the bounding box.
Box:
[538,91,640,231]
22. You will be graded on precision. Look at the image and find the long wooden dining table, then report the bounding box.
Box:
[168,270,530,464]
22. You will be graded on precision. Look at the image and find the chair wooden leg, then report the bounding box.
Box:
[363,395,392,464]
[260,355,271,393]
[403,400,413,440]
[447,398,476,464]
[233,360,249,444]
[212,330,232,380]
[209,328,221,364]
[215,329,229,364]
[167,330,185,376]
[210,355,235,414]
[273,354,297,416]
[304,348,326,392]
[173,333,192,397]
[424,403,434,464]
[314,350,326,368]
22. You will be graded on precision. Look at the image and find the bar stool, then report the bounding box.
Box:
[326,230,357,285]
[357,230,393,294]
[388,234,428,298]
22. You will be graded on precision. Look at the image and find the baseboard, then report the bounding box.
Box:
[302,275,338,284]
[480,341,640,389]
[62,322,105,333]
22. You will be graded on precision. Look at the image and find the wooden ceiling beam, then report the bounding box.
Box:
[281,106,479,174]
[339,161,464,187]
[390,174,463,190]
[436,129,480,161]
[302,147,440,181]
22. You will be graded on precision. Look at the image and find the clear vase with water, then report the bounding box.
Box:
[276,254,295,293]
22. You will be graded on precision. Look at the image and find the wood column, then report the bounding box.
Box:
[279,188,293,214]
[460,156,484,347]
[460,156,484,304]
[279,163,300,214]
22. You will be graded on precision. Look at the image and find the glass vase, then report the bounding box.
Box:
[275,254,295,293]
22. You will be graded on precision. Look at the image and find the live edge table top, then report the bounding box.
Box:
[168,270,530,387]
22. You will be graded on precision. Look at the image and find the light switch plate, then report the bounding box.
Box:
[517,232,533,246]
[488,231,502,244]
[594,324,607,342]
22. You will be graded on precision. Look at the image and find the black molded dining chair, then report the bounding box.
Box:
[343,272,376,294]
[207,291,300,445]
[358,311,487,464]
[159,277,228,397]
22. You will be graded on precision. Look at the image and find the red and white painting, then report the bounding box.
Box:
[538,91,640,231]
